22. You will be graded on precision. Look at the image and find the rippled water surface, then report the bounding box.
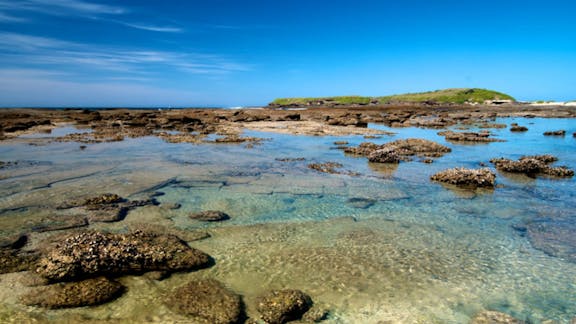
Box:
[1,118,575,323]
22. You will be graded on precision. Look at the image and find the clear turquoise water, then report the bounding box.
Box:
[0,118,575,323]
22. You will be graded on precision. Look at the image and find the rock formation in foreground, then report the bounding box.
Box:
[36,230,212,282]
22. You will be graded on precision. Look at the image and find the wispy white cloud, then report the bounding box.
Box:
[118,22,182,33]
[0,12,27,22]
[0,32,251,78]
[0,1,186,33]
[0,0,125,15]
[0,68,205,107]
[30,0,125,14]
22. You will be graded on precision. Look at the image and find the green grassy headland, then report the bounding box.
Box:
[271,88,515,106]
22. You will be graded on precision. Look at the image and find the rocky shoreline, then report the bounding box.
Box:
[1,103,576,141]
[1,105,575,323]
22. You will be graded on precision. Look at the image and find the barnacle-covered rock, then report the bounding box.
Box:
[35,230,212,281]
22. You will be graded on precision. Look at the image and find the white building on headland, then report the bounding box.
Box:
[483,99,515,105]
[529,101,576,106]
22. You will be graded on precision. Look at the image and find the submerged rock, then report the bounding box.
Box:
[166,279,243,324]
[84,193,124,206]
[35,230,212,281]
[256,289,312,324]
[308,162,359,176]
[431,168,496,188]
[308,162,343,174]
[471,310,525,324]
[0,249,39,274]
[346,197,377,209]
[490,155,574,178]
[189,210,231,222]
[276,157,306,162]
[521,220,576,263]
[0,233,39,274]
[31,215,89,232]
[20,277,124,309]
[0,234,28,249]
[57,193,155,223]
[345,138,451,163]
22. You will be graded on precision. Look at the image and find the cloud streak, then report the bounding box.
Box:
[118,22,182,33]
[0,1,180,33]
[0,0,125,15]
[0,12,27,22]
[0,68,205,107]
[0,32,250,79]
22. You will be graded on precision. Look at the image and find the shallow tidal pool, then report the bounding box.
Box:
[1,117,575,323]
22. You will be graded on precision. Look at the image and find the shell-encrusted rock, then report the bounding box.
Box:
[35,230,212,281]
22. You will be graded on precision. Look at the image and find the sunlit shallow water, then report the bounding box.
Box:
[0,118,575,323]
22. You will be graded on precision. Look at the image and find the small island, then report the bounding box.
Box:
[270,88,515,107]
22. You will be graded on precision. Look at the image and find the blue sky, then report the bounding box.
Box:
[0,0,575,107]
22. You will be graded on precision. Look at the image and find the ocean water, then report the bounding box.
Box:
[0,118,575,323]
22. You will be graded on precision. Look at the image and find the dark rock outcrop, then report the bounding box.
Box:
[431,168,496,188]
[214,135,265,144]
[490,155,574,178]
[256,289,312,324]
[438,130,504,143]
[543,130,566,136]
[20,277,124,309]
[166,279,243,324]
[345,138,451,163]
[35,230,212,282]
[189,210,231,222]
[510,125,528,132]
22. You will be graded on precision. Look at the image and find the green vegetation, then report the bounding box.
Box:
[271,88,515,106]
[377,88,515,104]
[272,95,372,106]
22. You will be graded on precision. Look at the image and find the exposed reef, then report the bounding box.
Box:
[438,130,504,143]
[490,155,574,178]
[344,138,451,163]
[543,130,566,136]
[431,168,496,188]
